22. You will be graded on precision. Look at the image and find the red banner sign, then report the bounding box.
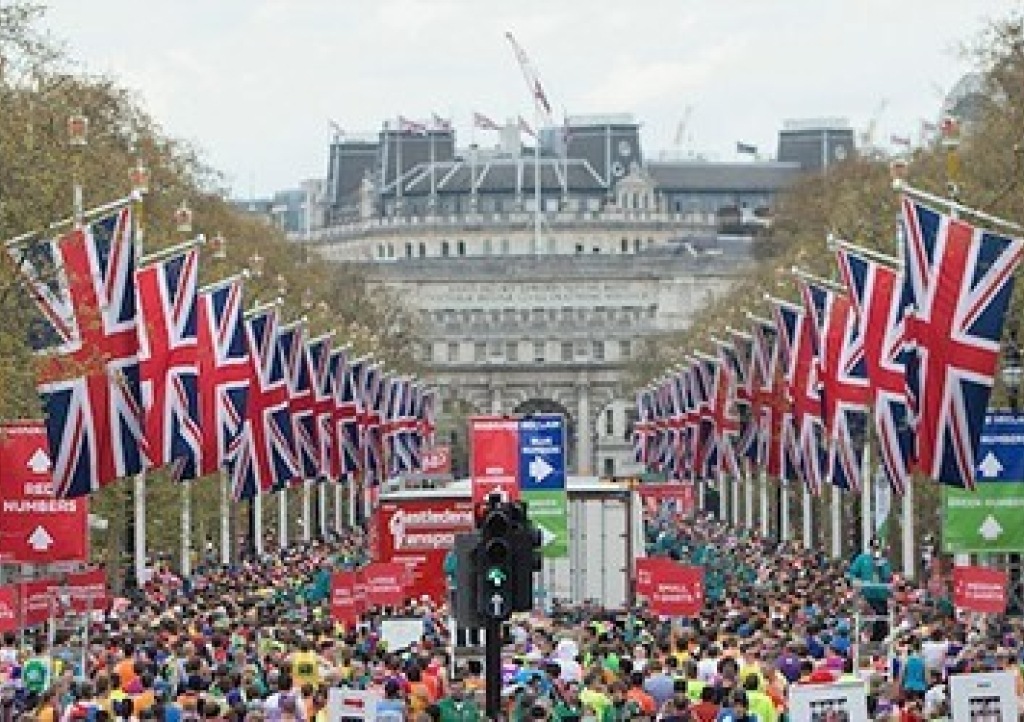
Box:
[637,482,696,519]
[20,568,108,627]
[471,477,520,505]
[953,565,1007,614]
[635,557,679,597]
[0,587,18,634]
[330,571,363,626]
[644,562,704,617]
[0,421,88,563]
[420,446,452,475]
[374,497,475,603]
[469,417,519,485]
[362,562,409,608]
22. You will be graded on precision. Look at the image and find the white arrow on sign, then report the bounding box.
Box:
[489,593,505,618]
[27,525,53,552]
[979,515,1003,541]
[529,455,554,483]
[979,452,1004,479]
[536,522,557,547]
[27,448,50,474]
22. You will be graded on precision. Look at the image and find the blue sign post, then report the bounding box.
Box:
[517,415,566,491]
[517,414,568,558]
[943,412,1024,553]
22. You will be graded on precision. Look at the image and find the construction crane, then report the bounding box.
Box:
[859,98,889,152]
[673,105,695,157]
[505,31,556,255]
[505,31,555,127]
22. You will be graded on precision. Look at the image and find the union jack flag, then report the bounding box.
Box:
[900,196,1024,489]
[136,248,201,481]
[795,283,831,494]
[837,246,914,494]
[279,322,318,482]
[357,361,386,485]
[383,376,417,477]
[9,205,146,497]
[196,277,249,478]
[818,289,870,491]
[722,334,755,462]
[708,347,742,480]
[335,352,362,479]
[307,334,335,481]
[772,300,810,487]
[690,354,720,479]
[418,387,437,448]
[227,306,299,499]
[633,387,656,467]
[749,319,787,478]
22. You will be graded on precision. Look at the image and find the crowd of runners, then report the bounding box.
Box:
[0,507,1021,721]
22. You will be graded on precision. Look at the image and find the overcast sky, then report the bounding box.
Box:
[42,0,1021,198]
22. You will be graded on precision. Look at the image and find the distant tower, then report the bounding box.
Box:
[777,118,856,172]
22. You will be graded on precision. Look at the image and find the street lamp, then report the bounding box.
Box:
[174,201,193,234]
[1001,329,1022,412]
[209,232,228,260]
[248,252,265,278]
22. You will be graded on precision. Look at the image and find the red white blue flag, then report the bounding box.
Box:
[306,333,335,481]
[136,248,201,481]
[279,322,318,482]
[10,205,146,497]
[836,246,914,494]
[818,289,870,491]
[901,196,1024,489]
[196,277,249,478]
[335,352,362,479]
[228,306,299,498]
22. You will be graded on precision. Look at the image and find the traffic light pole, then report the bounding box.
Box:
[485,617,502,719]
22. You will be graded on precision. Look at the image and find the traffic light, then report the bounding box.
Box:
[509,517,543,611]
[476,500,516,621]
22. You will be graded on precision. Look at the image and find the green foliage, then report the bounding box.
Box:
[0,1,422,567]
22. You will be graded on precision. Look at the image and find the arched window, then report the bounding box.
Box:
[377,244,385,258]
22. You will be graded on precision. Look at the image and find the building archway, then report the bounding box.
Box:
[513,397,577,474]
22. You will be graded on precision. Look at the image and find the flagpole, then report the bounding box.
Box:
[802,483,812,549]
[780,481,790,541]
[534,106,541,256]
[759,466,769,538]
[134,471,146,587]
[861,431,873,554]
[744,459,753,530]
[318,482,327,539]
[253,494,264,556]
[831,481,842,559]
[334,482,343,533]
[278,489,289,550]
[732,474,740,527]
[894,179,1024,234]
[3,194,136,248]
[181,483,192,577]
[302,482,312,542]
[220,469,231,566]
[347,477,357,528]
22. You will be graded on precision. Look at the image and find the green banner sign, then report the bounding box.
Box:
[523,490,568,558]
[943,482,1024,553]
